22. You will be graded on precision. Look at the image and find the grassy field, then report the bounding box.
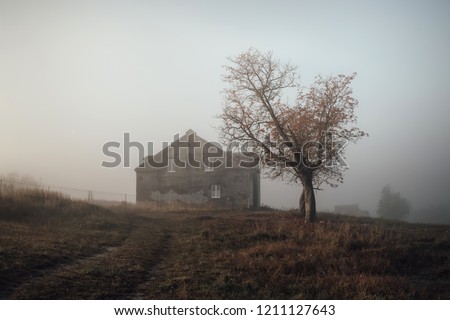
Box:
[0,190,449,299]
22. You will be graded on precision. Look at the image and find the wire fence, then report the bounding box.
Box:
[0,179,135,205]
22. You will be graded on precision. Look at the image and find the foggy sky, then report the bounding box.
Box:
[1,0,449,217]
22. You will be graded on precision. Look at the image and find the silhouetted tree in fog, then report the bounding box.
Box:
[377,185,411,220]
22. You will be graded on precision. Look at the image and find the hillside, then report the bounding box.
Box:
[0,190,449,299]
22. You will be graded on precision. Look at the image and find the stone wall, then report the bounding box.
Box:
[136,165,259,209]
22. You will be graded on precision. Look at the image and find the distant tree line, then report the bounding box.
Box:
[0,173,39,193]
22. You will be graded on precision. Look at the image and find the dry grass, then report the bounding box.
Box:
[0,189,135,298]
[1,190,449,299]
[149,212,450,299]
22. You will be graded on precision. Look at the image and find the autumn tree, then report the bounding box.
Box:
[219,48,366,223]
[377,185,411,220]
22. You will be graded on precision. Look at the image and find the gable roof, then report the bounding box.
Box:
[135,129,222,170]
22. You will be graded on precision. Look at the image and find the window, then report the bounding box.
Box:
[204,163,213,172]
[211,184,221,199]
[204,157,217,172]
[167,158,175,173]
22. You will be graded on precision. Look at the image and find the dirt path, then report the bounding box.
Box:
[1,242,124,299]
[2,212,198,299]
[6,216,180,299]
[130,230,173,299]
[6,242,125,299]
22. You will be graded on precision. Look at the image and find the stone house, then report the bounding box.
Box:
[334,204,370,217]
[135,129,260,209]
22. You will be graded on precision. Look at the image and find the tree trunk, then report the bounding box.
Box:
[301,171,316,223]
[299,189,305,217]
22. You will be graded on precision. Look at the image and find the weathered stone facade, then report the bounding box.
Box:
[135,130,260,209]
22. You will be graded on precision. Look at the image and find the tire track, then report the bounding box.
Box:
[130,229,173,299]
[9,220,172,299]
[6,244,123,299]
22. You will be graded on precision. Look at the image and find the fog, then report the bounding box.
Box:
[1,0,449,223]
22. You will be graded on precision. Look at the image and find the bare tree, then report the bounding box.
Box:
[218,48,367,223]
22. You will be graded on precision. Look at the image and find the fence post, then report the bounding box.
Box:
[124,194,127,205]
